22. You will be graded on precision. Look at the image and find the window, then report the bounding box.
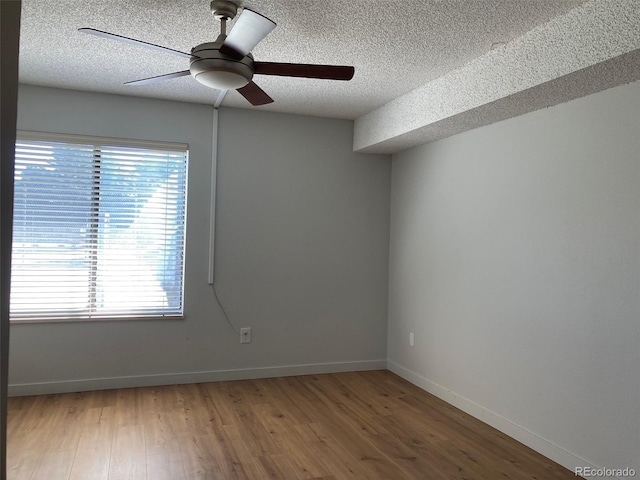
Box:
[11,131,188,322]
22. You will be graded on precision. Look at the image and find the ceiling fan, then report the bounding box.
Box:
[79,0,355,106]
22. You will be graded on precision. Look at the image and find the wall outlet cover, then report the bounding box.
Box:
[240,327,251,344]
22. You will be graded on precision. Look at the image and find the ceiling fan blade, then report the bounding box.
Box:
[254,62,355,81]
[220,9,276,59]
[78,28,193,59]
[125,70,191,86]
[236,81,274,106]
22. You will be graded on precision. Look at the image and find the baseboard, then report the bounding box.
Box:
[387,360,602,477]
[9,359,387,397]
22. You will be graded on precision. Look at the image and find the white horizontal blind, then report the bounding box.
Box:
[11,131,188,321]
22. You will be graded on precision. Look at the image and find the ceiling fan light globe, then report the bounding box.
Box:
[190,42,254,90]
[194,70,250,89]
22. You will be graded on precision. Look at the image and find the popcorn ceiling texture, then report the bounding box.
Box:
[19,0,584,120]
[19,0,636,152]
[354,0,640,153]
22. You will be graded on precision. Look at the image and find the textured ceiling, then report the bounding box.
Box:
[355,0,640,153]
[19,0,587,120]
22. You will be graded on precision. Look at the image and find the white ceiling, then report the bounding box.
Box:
[19,0,587,120]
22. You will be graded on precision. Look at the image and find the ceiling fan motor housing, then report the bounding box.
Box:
[190,41,254,90]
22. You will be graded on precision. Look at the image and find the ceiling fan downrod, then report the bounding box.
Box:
[211,0,238,36]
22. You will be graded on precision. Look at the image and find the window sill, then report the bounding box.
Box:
[10,314,185,324]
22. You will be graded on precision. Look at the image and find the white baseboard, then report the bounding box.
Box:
[9,359,387,397]
[387,360,601,477]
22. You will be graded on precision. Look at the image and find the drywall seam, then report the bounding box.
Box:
[8,359,387,396]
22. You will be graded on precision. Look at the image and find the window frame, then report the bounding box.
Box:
[11,130,189,323]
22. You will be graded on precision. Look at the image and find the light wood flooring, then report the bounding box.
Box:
[7,370,576,479]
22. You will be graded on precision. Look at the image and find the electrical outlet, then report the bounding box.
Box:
[240,327,251,344]
[409,332,415,347]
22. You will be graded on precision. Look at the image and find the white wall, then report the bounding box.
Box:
[10,85,391,394]
[388,80,640,473]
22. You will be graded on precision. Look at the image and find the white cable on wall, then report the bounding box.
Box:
[208,90,226,284]
[208,107,219,285]
[208,95,239,336]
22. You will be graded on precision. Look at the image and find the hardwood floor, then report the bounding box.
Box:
[7,370,576,479]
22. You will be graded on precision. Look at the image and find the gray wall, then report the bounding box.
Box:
[10,85,390,393]
[388,80,640,472]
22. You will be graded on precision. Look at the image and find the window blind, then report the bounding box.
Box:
[11,131,188,321]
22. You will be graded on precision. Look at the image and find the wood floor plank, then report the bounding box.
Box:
[30,450,76,480]
[261,377,318,425]
[46,392,88,453]
[395,388,570,479]
[338,371,397,415]
[231,378,271,406]
[16,394,71,442]
[253,402,332,479]
[182,383,219,436]
[200,381,236,426]
[253,453,299,479]
[301,374,384,436]
[179,433,226,479]
[146,451,186,480]
[307,420,410,479]
[374,412,481,479]
[277,376,329,424]
[6,450,40,480]
[6,371,577,480]
[226,384,281,457]
[69,406,115,480]
[114,388,145,427]
[85,388,119,409]
[143,386,190,456]
[222,424,277,479]
[158,385,190,438]
[292,423,368,479]
[107,424,146,480]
